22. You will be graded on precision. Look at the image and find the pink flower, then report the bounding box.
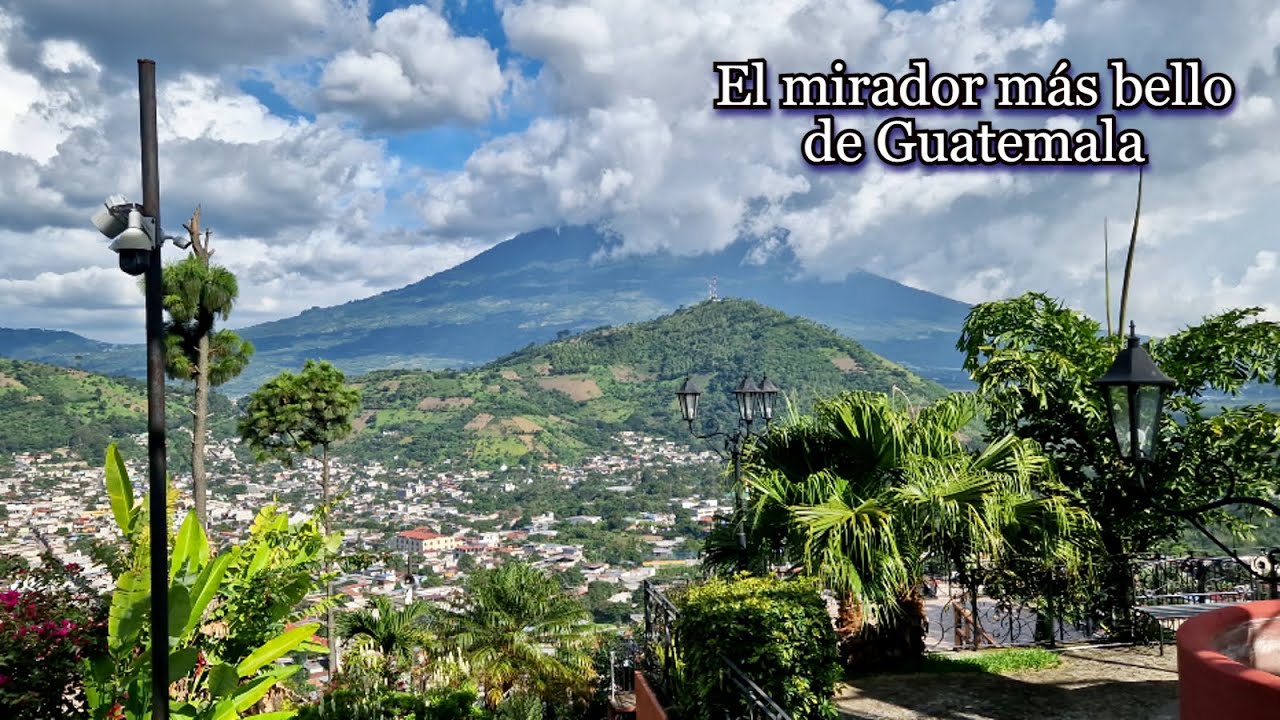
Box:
[0,673,9,687]
[0,590,18,609]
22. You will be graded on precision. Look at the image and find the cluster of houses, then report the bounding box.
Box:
[1,431,724,684]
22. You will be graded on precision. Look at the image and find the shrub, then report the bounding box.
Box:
[426,687,486,720]
[675,575,839,720]
[0,554,107,720]
[296,688,429,719]
[495,693,543,720]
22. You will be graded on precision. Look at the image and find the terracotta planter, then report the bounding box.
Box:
[1177,599,1280,719]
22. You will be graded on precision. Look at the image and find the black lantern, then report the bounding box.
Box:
[676,377,701,423]
[1094,322,1176,463]
[758,375,780,421]
[733,375,760,423]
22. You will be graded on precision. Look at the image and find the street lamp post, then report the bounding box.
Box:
[1095,321,1280,597]
[89,59,176,720]
[676,374,780,572]
[139,58,170,720]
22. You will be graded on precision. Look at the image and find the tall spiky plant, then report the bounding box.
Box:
[1115,168,1144,337]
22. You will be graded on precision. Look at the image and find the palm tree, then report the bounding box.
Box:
[161,214,253,526]
[437,561,599,709]
[336,595,436,689]
[734,391,1091,670]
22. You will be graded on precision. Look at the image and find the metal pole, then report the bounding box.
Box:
[733,436,747,572]
[138,58,169,720]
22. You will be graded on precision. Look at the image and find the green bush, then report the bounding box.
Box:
[296,689,430,719]
[426,687,487,720]
[675,575,839,720]
[495,693,543,720]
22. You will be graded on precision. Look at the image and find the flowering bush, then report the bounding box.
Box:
[0,554,108,719]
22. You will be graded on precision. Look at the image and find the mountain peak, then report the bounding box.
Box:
[0,225,974,394]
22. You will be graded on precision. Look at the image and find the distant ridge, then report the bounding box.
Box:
[0,226,973,394]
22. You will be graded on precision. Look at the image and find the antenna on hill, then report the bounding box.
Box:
[708,275,719,302]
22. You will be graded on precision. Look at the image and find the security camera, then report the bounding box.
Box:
[168,233,192,250]
[103,208,156,276]
[116,250,151,276]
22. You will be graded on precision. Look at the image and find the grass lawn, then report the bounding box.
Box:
[918,647,1061,674]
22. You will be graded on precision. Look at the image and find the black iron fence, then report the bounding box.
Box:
[639,580,792,720]
[1133,551,1280,602]
[923,594,1102,651]
[922,551,1280,651]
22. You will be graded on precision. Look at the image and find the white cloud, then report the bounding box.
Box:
[409,0,1280,335]
[319,4,506,128]
[0,0,1279,345]
[1,0,368,74]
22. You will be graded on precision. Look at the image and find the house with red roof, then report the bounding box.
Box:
[390,526,459,555]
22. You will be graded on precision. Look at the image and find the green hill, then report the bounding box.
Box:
[0,358,150,458]
[342,299,946,468]
[0,358,236,464]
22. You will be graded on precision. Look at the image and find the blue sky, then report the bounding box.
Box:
[236,0,1060,175]
[0,0,1276,342]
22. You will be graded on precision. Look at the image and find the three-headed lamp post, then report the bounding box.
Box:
[676,374,780,571]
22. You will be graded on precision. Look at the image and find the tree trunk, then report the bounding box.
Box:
[885,586,927,670]
[323,443,339,678]
[1101,529,1136,639]
[192,332,210,527]
[838,587,927,674]
[837,592,863,639]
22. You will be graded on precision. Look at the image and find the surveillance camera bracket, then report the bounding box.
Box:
[132,213,158,247]
[105,201,144,224]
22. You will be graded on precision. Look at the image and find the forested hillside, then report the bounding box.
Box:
[343,299,945,467]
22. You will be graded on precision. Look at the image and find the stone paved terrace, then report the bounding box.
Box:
[835,645,1178,720]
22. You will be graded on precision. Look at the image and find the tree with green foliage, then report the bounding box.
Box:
[959,292,1280,631]
[735,391,1088,670]
[161,207,253,526]
[336,595,436,690]
[238,359,362,678]
[437,561,599,709]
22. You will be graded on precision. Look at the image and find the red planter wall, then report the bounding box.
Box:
[634,671,668,720]
[1177,599,1280,720]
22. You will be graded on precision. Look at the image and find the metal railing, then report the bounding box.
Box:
[718,655,792,720]
[1133,551,1279,602]
[640,580,792,720]
[924,594,1103,651]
